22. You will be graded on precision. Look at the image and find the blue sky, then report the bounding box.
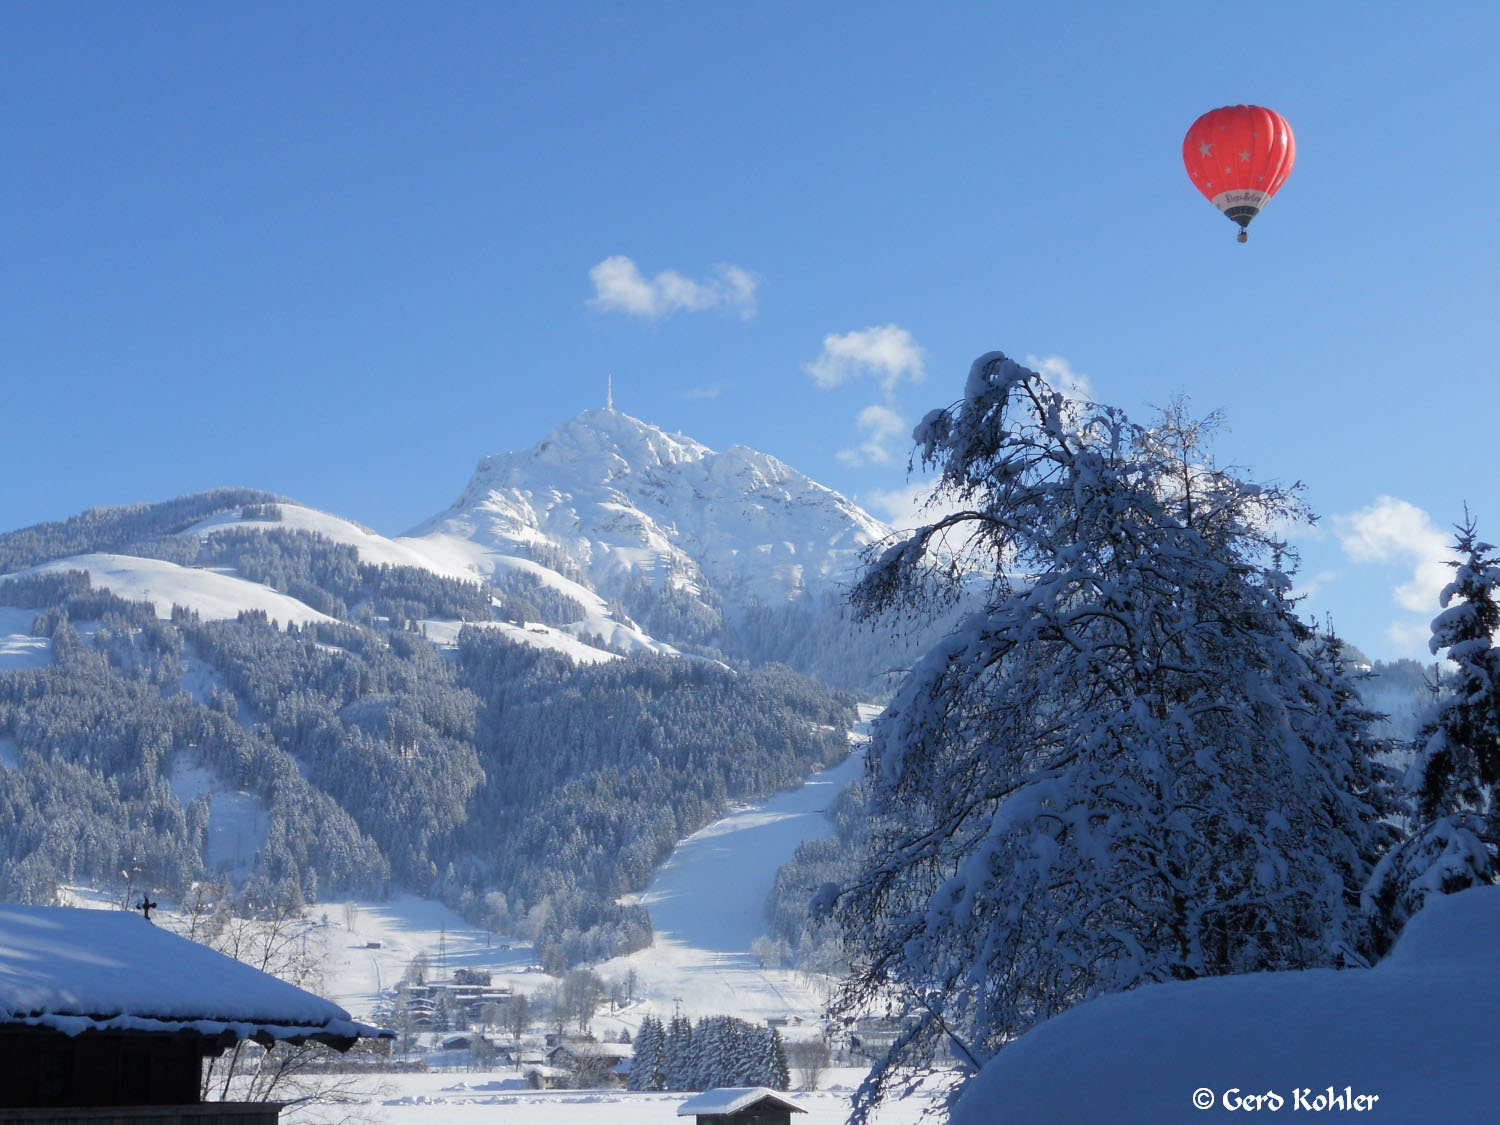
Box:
[2,2,1495,663]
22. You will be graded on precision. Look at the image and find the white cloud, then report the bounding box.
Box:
[838,404,907,467]
[588,256,759,319]
[1333,495,1451,614]
[684,381,727,400]
[1025,354,1095,405]
[1293,567,1342,604]
[1385,618,1436,658]
[804,325,925,394]
[861,478,964,533]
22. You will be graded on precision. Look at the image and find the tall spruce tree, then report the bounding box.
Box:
[627,1015,666,1091]
[1365,515,1500,950]
[663,1013,695,1090]
[767,1027,791,1091]
[829,354,1388,1120]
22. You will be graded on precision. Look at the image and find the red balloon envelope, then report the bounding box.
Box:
[1182,105,1295,242]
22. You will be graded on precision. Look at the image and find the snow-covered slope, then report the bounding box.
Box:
[596,705,880,1027]
[950,886,1500,1125]
[187,503,478,583]
[405,407,890,627]
[8,553,338,628]
[0,607,49,674]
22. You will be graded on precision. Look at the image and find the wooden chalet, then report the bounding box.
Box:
[676,1087,807,1125]
[0,905,389,1124]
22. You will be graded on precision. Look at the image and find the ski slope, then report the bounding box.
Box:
[318,705,879,1035]
[595,705,878,1028]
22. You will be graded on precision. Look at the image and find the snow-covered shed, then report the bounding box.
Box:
[0,905,388,1119]
[676,1087,806,1125]
[523,1063,568,1090]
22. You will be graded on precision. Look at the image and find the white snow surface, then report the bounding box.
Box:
[187,503,478,584]
[359,1075,929,1124]
[2,553,336,627]
[421,619,620,666]
[167,756,270,878]
[0,607,48,674]
[594,705,879,1027]
[406,408,890,617]
[0,905,378,1043]
[408,543,673,658]
[950,885,1500,1124]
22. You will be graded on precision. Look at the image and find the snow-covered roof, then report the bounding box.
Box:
[676,1087,806,1116]
[0,905,388,1048]
[550,1040,633,1059]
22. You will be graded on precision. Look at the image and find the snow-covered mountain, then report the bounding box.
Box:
[399,408,899,685]
[406,407,889,620]
[0,411,908,684]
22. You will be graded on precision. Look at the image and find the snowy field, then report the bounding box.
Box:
[0,606,48,675]
[359,1071,932,1125]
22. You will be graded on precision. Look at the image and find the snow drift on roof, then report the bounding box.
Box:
[676,1086,806,1115]
[0,905,387,1047]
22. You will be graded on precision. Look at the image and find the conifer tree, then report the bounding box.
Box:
[627,1015,666,1091]
[767,1027,791,1090]
[664,1013,695,1090]
[1366,515,1500,950]
[830,354,1388,1120]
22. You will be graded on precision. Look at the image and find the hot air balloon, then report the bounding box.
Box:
[1182,105,1295,242]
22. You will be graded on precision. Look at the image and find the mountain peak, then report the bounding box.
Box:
[520,408,713,476]
[409,408,890,625]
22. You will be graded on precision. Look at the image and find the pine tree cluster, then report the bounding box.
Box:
[628,1014,790,1092]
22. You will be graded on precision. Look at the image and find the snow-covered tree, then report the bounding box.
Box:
[767,1026,791,1091]
[1365,515,1500,950]
[663,1013,695,1090]
[829,354,1389,1120]
[628,1015,667,1091]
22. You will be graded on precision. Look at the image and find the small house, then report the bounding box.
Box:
[523,1063,568,1090]
[546,1040,632,1087]
[677,1087,807,1125]
[0,904,389,1123]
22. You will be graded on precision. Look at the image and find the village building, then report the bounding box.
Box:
[394,970,510,1029]
[763,1015,806,1030]
[676,1087,807,1125]
[522,1063,568,1090]
[545,1040,633,1087]
[0,904,388,1123]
